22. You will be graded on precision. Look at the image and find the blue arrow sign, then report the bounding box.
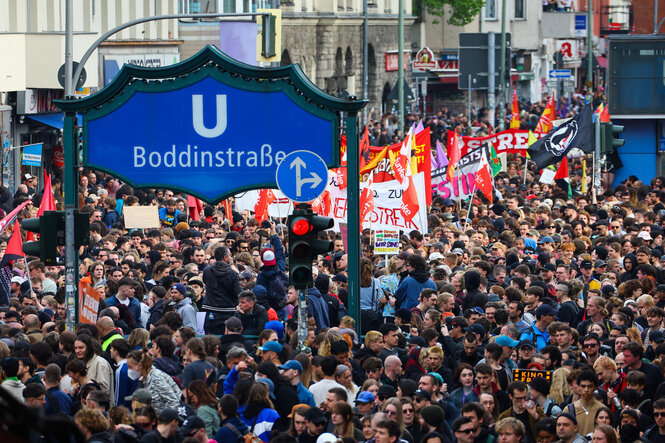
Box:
[276,150,328,203]
[549,69,572,79]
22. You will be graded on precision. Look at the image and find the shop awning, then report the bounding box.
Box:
[27,113,81,129]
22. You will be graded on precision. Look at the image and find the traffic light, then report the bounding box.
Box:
[288,204,334,289]
[22,211,65,265]
[600,122,625,155]
[22,210,90,264]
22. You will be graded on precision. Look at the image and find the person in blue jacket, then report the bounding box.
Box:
[214,394,250,442]
[395,254,437,310]
[105,277,143,329]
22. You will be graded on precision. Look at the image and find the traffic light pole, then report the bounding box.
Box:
[297,290,307,349]
[346,112,361,336]
[63,113,78,331]
[63,0,78,331]
[594,115,601,192]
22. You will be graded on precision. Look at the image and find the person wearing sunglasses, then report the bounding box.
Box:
[644,398,665,442]
[453,416,476,443]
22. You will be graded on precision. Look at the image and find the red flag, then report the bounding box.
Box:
[392,128,412,184]
[221,199,233,223]
[510,88,520,129]
[400,175,419,223]
[599,105,610,123]
[446,130,461,182]
[187,195,203,221]
[1,221,24,266]
[320,190,332,217]
[37,171,56,217]
[474,152,493,204]
[359,177,375,225]
[536,92,556,133]
[360,126,371,171]
[254,189,273,224]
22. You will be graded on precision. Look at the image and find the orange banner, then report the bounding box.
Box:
[79,282,101,325]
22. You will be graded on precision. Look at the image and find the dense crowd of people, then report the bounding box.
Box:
[2,103,665,443]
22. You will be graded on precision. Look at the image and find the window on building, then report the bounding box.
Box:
[514,0,525,19]
[485,0,497,19]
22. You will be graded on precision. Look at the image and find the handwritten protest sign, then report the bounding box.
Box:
[374,230,400,255]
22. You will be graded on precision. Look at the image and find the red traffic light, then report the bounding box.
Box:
[292,219,312,236]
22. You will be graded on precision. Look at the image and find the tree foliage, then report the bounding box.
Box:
[420,0,485,26]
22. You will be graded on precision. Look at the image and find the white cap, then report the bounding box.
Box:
[317,434,338,443]
[638,231,653,241]
[11,276,23,284]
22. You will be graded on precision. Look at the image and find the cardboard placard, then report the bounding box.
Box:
[123,206,160,229]
[79,283,100,325]
[513,368,552,383]
[374,229,400,255]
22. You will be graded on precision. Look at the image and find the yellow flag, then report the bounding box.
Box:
[581,159,587,194]
[388,149,397,170]
[526,131,538,159]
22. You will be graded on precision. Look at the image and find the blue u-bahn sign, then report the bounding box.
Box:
[59,46,364,203]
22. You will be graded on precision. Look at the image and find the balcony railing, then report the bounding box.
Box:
[600,4,633,36]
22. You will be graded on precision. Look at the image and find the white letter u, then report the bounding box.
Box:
[192,94,227,138]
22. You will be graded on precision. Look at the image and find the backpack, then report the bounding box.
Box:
[225,418,262,443]
[265,271,289,310]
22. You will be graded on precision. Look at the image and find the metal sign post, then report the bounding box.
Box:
[297,290,308,349]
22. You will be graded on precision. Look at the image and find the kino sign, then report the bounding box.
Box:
[59,46,364,202]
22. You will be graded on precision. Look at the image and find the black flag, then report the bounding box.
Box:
[527,105,593,169]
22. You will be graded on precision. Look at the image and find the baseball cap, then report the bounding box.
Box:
[638,231,653,241]
[413,389,431,400]
[594,260,607,268]
[429,252,444,261]
[579,259,593,269]
[257,378,276,399]
[535,304,557,317]
[317,433,338,443]
[258,341,283,353]
[261,249,276,266]
[495,335,520,347]
[279,360,304,373]
[468,323,485,336]
[518,340,535,350]
[356,391,376,403]
[452,248,464,255]
[538,236,554,244]
[650,330,665,344]
[23,173,33,180]
[157,408,182,423]
[542,263,556,272]
[180,415,206,436]
[125,388,152,403]
[11,276,23,284]
[305,407,327,425]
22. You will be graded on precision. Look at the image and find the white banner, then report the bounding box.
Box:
[329,171,429,232]
[234,189,293,218]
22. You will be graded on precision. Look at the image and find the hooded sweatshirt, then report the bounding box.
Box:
[462,270,488,311]
[307,287,330,332]
[395,270,437,310]
[174,297,197,330]
[620,253,638,282]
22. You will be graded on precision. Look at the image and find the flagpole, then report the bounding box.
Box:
[463,182,476,232]
[523,154,528,185]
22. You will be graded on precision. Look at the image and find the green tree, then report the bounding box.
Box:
[420,0,485,26]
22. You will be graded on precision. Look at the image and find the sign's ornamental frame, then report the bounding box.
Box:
[56,45,365,203]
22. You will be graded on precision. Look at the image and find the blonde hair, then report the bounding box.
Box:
[549,367,572,404]
[593,355,617,373]
[365,331,383,348]
[626,326,644,350]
